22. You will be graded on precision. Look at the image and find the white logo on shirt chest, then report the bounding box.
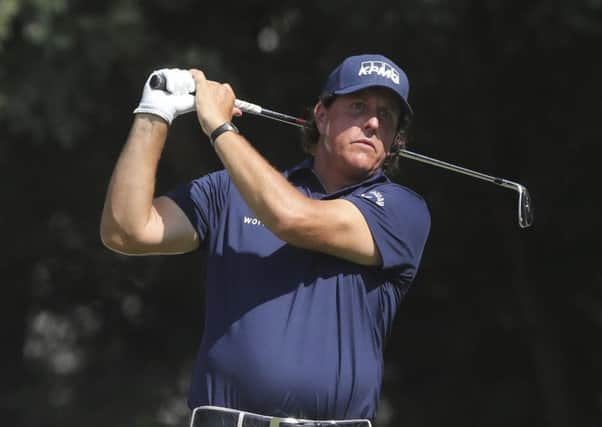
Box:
[360,190,385,207]
[243,216,264,226]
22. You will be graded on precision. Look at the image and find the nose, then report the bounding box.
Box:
[363,115,380,134]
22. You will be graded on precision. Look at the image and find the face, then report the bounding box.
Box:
[314,87,402,180]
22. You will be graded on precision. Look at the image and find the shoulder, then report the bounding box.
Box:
[343,180,431,272]
[169,169,233,215]
[190,168,231,187]
[355,181,429,214]
[185,168,233,197]
[348,181,431,245]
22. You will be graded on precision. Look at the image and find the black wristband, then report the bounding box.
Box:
[209,122,239,146]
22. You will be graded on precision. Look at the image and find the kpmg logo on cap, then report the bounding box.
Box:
[358,61,400,85]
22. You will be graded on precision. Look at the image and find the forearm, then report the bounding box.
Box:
[101,115,168,244]
[190,69,313,240]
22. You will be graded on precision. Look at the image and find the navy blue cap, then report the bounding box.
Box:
[321,54,413,116]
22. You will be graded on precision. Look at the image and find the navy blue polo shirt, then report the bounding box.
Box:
[166,158,430,421]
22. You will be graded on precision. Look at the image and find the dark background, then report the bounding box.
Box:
[1,1,600,426]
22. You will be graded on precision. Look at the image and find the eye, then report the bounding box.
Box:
[378,109,393,121]
[349,101,366,113]
[378,108,399,128]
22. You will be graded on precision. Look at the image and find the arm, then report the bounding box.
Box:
[100,115,199,255]
[191,70,381,266]
[100,69,203,255]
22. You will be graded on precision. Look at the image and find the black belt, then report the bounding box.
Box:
[191,406,372,427]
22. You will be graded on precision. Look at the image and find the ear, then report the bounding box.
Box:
[392,132,405,151]
[314,102,328,135]
[385,133,404,157]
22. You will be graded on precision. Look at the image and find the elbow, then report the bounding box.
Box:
[99,216,126,253]
[100,227,145,255]
[99,213,143,255]
[100,224,122,253]
[270,220,294,244]
[268,207,311,247]
[257,195,317,247]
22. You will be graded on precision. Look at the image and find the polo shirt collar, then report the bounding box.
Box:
[286,157,389,198]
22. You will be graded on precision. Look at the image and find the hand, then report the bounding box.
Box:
[189,69,241,136]
[133,68,195,125]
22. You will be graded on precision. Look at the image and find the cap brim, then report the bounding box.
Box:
[331,83,414,116]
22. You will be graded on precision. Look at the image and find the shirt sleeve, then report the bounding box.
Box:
[163,169,230,242]
[345,184,431,283]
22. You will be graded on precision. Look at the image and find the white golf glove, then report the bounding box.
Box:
[133,68,196,125]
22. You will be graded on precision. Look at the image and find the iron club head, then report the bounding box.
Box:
[517,185,534,228]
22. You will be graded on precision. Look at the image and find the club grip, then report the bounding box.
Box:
[147,72,265,117]
[149,73,167,91]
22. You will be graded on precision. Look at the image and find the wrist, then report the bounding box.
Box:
[133,114,169,135]
[133,105,174,125]
[209,121,239,146]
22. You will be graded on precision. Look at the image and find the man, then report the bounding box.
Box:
[100,54,430,425]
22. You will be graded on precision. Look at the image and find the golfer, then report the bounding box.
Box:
[101,54,430,426]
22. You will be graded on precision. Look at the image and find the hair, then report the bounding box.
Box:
[301,95,412,177]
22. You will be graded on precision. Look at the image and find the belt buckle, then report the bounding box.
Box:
[268,418,336,427]
[269,416,300,427]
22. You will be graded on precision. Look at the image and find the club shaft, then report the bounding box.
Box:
[397,150,521,191]
[234,99,522,193]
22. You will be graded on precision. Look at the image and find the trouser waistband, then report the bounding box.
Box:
[190,405,372,427]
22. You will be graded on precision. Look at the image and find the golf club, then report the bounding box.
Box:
[150,73,534,229]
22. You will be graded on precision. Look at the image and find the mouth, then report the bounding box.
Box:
[352,139,376,151]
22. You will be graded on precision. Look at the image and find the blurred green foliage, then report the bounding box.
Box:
[1,1,600,426]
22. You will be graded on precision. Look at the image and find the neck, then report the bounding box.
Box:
[312,155,371,194]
